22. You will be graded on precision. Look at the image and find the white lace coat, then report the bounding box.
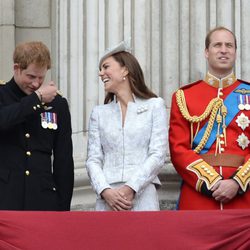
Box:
[86,96,168,206]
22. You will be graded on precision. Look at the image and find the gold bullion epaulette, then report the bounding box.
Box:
[0,80,6,85]
[233,159,250,192]
[57,90,63,96]
[187,159,222,191]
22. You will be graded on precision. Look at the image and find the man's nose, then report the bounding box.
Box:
[31,81,41,88]
[220,44,228,53]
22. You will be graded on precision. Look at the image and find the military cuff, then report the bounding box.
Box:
[200,182,213,197]
[187,159,222,191]
[232,159,250,192]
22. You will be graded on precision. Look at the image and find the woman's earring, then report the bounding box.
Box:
[123,77,126,81]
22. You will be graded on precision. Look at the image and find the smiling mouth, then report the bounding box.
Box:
[218,57,229,60]
[103,78,109,83]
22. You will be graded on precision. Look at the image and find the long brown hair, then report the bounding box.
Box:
[104,51,157,104]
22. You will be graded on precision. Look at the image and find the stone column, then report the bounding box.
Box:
[2,0,250,210]
[0,0,15,80]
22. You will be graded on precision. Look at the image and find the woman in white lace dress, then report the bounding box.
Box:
[86,42,168,211]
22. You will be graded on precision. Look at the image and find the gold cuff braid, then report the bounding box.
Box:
[233,160,250,192]
[187,159,222,190]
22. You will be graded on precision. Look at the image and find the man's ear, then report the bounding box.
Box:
[13,63,20,72]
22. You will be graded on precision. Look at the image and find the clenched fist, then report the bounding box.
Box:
[35,81,58,103]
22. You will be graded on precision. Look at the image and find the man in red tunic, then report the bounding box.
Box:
[169,26,250,209]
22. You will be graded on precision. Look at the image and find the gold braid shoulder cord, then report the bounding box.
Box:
[176,89,227,154]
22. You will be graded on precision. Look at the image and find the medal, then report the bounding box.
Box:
[47,113,53,129]
[53,123,58,130]
[238,104,245,110]
[245,104,250,110]
[41,112,57,130]
[236,112,250,130]
[48,123,53,129]
[245,95,250,110]
[42,121,48,128]
[52,113,58,130]
[238,95,245,110]
[41,113,48,128]
[236,132,250,150]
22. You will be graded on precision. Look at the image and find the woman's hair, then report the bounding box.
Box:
[104,51,157,104]
[205,26,237,49]
[13,41,51,70]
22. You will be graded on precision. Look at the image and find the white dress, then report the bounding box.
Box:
[95,182,160,211]
[86,96,168,211]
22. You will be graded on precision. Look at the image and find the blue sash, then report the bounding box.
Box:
[193,83,250,154]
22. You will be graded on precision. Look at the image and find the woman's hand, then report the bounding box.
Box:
[117,185,135,203]
[101,188,133,211]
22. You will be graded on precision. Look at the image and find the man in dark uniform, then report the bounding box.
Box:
[0,41,74,210]
[169,27,250,210]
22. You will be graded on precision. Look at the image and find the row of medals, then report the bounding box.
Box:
[236,94,250,150]
[41,112,58,130]
[238,95,250,110]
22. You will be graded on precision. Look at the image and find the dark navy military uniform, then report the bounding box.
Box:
[0,77,74,210]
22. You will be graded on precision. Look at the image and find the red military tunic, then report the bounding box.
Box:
[169,72,250,209]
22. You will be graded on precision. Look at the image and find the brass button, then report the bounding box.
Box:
[25,133,30,138]
[37,104,41,108]
[26,151,31,156]
[25,170,30,176]
[53,187,56,191]
[33,106,37,110]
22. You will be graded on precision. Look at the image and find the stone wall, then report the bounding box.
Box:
[1,0,250,210]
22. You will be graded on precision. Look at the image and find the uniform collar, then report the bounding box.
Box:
[204,72,236,88]
[7,77,27,98]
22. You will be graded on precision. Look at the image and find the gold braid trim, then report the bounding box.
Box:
[233,160,250,192]
[187,159,222,190]
[176,89,224,154]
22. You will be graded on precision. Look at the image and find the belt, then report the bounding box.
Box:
[200,154,244,167]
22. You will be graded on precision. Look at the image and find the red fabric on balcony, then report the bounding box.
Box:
[0,210,249,250]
